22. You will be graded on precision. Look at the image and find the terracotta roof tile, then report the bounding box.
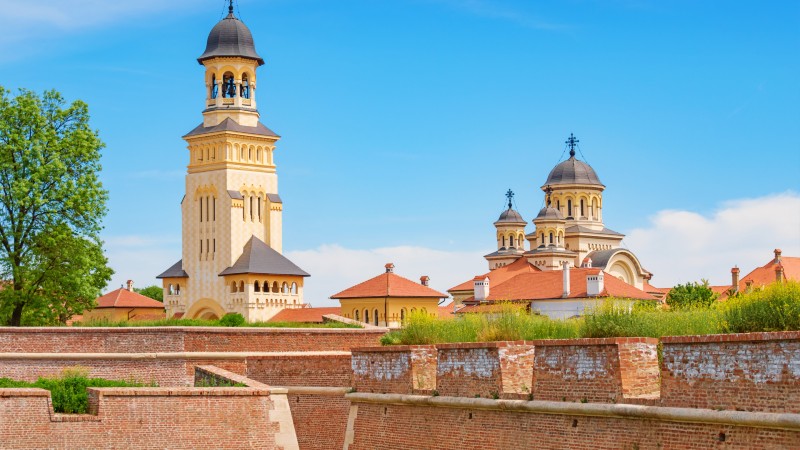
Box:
[485,268,654,301]
[95,289,165,309]
[268,307,341,323]
[448,258,540,292]
[331,272,447,299]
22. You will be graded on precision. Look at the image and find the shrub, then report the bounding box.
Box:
[721,281,800,333]
[581,299,722,338]
[666,280,717,310]
[218,313,246,327]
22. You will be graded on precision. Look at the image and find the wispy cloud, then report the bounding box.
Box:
[625,192,800,287]
[427,0,570,31]
[102,233,181,290]
[287,244,486,307]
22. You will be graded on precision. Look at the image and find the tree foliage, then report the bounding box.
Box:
[0,87,112,326]
[134,285,164,302]
[665,280,718,310]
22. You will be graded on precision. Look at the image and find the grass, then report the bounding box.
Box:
[382,282,800,345]
[0,368,155,413]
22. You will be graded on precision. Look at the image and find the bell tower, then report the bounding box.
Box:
[158,4,309,322]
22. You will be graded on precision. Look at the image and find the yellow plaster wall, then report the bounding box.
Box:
[83,307,165,322]
[338,297,440,327]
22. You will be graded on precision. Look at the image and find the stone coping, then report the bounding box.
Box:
[346,393,800,432]
[0,388,50,397]
[274,386,351,396]
[526,337,658,346]
[0,326,385,334]
[661,331,800,344]
[0,351,351,360]
[89,387,271,396]
[351,345,435,353]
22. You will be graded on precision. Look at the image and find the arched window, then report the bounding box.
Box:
[501,236,505,248]
[549,232,554,244]
[211,74,218,99]
[291,282,298,294]
[374,309,379,326]
[281,282,288,294]
[272,282,279,293]
[354,310,359,321]
[168,284,174,295]
[240,73,250,99]
[249,196,254,221]
[199,198,203,222]
[400,308,406,324]
[364,310,370,324]
[540,233,545,245]
[580,199,585,217]
[213,197,216,221]
[239,281,244,292]
[510,235,515,247]
[567,199,573,218]
[231,282,237,293]
[411,308,417,313]
[557,200,561,211]
[254,281,261,292]
[176,284,181,295]
[222,72,236,98]
[258,195,262,222]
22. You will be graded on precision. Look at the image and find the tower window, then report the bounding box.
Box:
[549,233,554,244]
[374,309,379,326]
[364,310,370,324]
[241,73,251,99]
[211,74,218,99]
[567,199,573,218]
[502,236,505,248]
[510,235,515,247]
[541,233,545,244]
[580,199,585,217]
[222,72,236,98]
[206,196,209,222]
[199,199,203,222]
[254,281,261,293]
[258,196,262,222]
[250,196,254,221]
[213,197,216,221]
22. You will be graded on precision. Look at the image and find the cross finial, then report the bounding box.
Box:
[565,133,579,157]
[544,185,553,206]
[228,0,234,14]
[505,189,514,209]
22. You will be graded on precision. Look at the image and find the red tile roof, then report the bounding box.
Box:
[484,268,655,301]
[331,272,447,299]
[448,257,540,292]
[95,288,165,309]
[268,307,341,323]
[717,255,800,300]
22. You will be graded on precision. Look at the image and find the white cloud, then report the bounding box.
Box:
[286,244,487,307]
[103,234,181,291]
[625,191,800,288]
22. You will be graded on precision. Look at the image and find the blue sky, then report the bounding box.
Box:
[1,0,798,305]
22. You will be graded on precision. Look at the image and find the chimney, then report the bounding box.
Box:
[586,271,604,296]
[731,267,740,293]
[562,261,570,298]
[776,264,784,284]
[774,248,782,264]
[126,280,134,292]
[385,263,394,273]
[420,275,430,286]
[474,276,490,302]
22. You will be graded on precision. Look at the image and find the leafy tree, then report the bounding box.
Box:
[0,87,112,326]
[666,280,718,310]
[134,285,164,302]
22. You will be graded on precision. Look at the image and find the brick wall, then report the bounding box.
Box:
[247,353,353,387]
[530,337,659,403]
[351,345,436,394]
[287,389,351,450]
[436,341,535,398]
[0,326,384,353]
[0,386,280,449]
[661,332,800,412]
[345,401,800,450]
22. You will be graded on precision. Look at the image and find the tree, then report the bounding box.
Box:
[135,285,164,302]
[0,87,112,326]
[666,279,718,310]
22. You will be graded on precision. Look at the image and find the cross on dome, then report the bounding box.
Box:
[228,0,234,15]
[565,133,579,157]
[505,189,514,209]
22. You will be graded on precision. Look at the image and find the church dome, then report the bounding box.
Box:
[543,156,603,187]
[534,207,564,221]
[197,11,264,65]
[495,208,526,224]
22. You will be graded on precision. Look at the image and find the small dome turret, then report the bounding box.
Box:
[534,206,564,221]
[198,5,264,65]
[495,207,526,225]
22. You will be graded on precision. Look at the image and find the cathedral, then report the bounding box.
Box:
[449,135,656,315]
[157,5,309,321]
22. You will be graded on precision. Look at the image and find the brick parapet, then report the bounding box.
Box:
[661,331,800,344]
[435,341,535,398]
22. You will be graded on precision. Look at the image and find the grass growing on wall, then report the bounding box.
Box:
[381,282,800,345]
[73,315,361,328]
[0,368,155,414]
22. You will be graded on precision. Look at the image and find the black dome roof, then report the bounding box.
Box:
[543,156,603,187]
[495,208,526,225]
[197,13,264,65]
